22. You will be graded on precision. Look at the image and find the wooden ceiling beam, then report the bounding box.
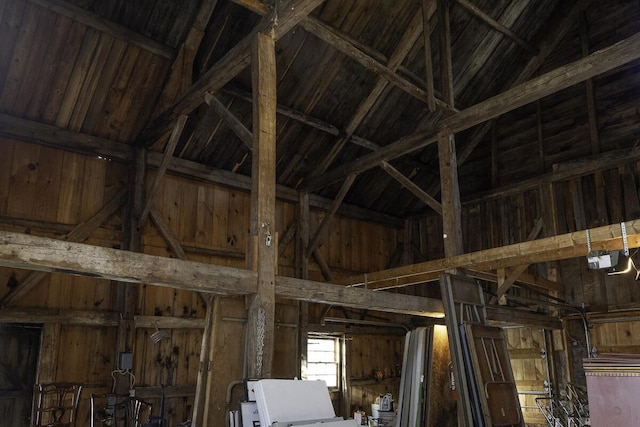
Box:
[454,0,538,55]
[0,231,444,317]
[381,161,442,215]
[304,129,439,192]
[204,93,253,150]
[153,0,220,114]
[230,0,443,182]
[138,0,324,145]
[421,0,437,112]
[442,31,640,134]
[300,17,454,112]
[339,219,640,290]
[138,115,188,227]
[455,0,591,167]
[0,113,133,161]
[223,85,340,136]
[464,145,640,205]
[438,0,455,108]
[29,0,175,59]
[0,113,401,227]
[224,85,431,177]
[307,173,357,255]
[305,23,637,192]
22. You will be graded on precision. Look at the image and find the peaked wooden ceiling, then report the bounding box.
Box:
[1,0,638,221]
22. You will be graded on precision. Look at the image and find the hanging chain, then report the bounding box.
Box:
[255,307,266,377]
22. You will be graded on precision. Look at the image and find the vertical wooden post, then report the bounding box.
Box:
[296,192,310,378]
[202,297,221,425]
[439,129,465,427]
[37,323,61,383]
[246,29,277,379]
[438,0,455,108]
[191,297,215,427]
[491,119,499,188]
[403,219,413,265]
[115,145,146,394]
[438,131,463,257]
[421,0,436,112]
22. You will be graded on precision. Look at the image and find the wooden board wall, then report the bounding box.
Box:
[0,138,402,426]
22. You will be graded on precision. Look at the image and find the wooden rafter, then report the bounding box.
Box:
[307,174,357,255]
[153,0,220,114]
[0,188,127,307]
[138,0,324,146]
[455,0,537,54]
[438,0,455,108]
[309,11,431,177]
[278,219,297,257]
[451,0,592,171]
[300,16,455,112]
[139,115,188,227]
[305,27,639,192]
[224,86,340,136]
[304,128,438,192]
[380,161,442,215]
[29,0,175,59]
[229,0,443,178]
[443,31,640,134]
[204,93,253,150]
[464,145,640,205]
[421,0,436,112]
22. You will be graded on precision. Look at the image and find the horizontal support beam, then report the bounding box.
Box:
[0,231,257,295]
[0,113,133,161]
[275,276,443,317]
[0,308,120,326]
[134,315,205,329]
[0,113,401,227]
[442,31,640,133]
[464,145,640,204]
[486,306,562,329]
[340,219,640,289]
[0,231,442,316]
[307,29,639,191]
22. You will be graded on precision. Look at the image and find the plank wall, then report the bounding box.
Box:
[0,138,402,426]
[347,334,404,416]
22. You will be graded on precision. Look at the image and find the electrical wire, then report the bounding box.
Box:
[111,369,136,393]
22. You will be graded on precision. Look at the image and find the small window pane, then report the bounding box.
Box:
[307,338,339,388]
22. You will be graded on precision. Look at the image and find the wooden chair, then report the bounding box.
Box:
[113,397,153,427]
[32,383,83,427]
[90,394,153,427]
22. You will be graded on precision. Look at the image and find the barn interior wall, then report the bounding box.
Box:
[0,137,402,425]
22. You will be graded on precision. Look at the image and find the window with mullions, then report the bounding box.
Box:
[306,337,339,387]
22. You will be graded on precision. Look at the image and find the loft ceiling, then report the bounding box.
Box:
[1,0,638,220]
